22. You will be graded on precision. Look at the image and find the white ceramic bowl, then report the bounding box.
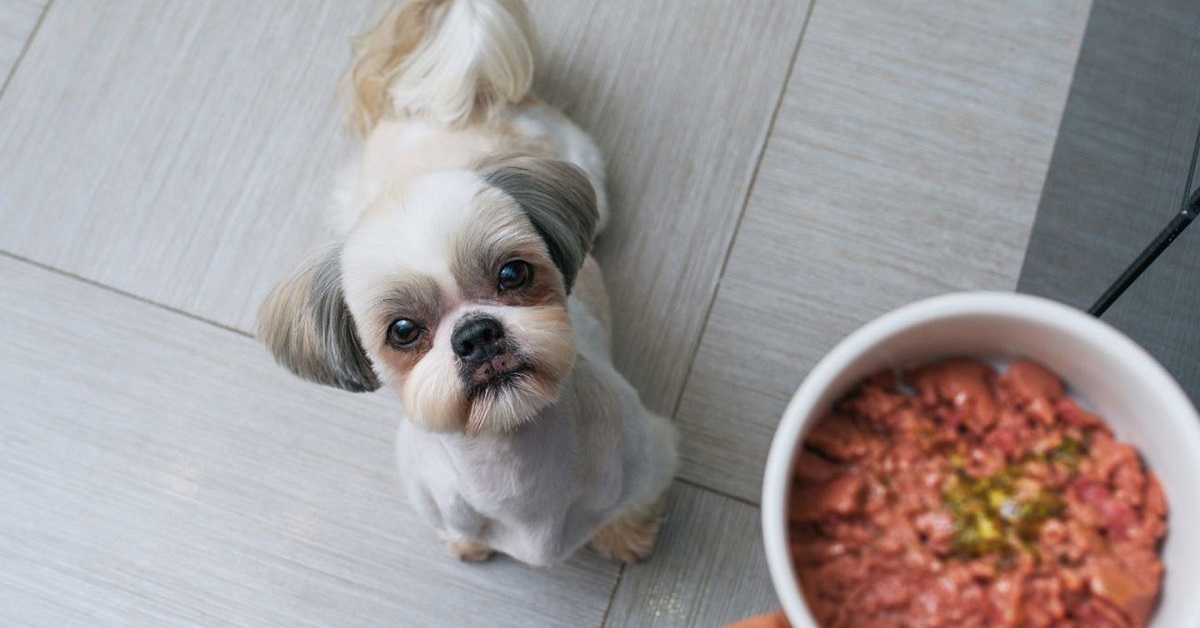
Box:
[762,292,1200,627]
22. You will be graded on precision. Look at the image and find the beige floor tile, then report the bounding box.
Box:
[0,0,370,335]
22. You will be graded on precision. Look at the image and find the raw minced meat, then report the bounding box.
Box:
[790,359,1167,627]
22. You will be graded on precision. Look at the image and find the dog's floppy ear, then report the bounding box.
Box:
[479,155,599,293]
[258,244,381,393]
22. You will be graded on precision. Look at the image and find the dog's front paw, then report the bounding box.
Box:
[589,501,665,564]
[439,532,495,563]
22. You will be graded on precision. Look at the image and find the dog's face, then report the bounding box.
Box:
[259,157,598,434]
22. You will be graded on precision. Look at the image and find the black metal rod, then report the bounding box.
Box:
[1088,185,1200,317]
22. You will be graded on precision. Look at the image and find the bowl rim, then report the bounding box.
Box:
[760,290,1200,627]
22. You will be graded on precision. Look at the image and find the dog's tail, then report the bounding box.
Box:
[342,0,536,135]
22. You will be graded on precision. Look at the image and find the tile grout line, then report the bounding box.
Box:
[0,250,254,340]
[598,562,627,627]
[0,0,56,104]
[676,476,759,509]
[666,0,818,424]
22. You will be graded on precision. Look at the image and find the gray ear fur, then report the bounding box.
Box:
[479,156,599,292]
[257,244,381,393]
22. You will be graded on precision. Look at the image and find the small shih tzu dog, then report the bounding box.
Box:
[259,0,678,566]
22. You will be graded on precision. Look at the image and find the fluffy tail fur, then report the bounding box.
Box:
[342,0,536,135]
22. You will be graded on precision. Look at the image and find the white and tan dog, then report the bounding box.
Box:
[259,0,678,566]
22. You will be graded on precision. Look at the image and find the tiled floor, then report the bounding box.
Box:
[0,1,1090,625]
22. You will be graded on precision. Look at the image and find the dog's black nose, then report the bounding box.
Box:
[451,316,505,364]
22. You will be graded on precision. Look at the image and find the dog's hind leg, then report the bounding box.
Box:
[438,530,495,562]
[589,410,679,563]
[588,498,667,564]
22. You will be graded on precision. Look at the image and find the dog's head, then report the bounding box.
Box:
[259,156,597,434]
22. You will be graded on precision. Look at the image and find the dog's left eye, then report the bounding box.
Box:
[498,260,532,291]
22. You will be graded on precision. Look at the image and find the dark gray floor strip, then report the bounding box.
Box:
[1019,0,1200,404]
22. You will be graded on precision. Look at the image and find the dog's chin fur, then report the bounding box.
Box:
[464,373,555,435]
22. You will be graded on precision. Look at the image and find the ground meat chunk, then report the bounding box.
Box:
[793,449,840,483]
[804,414,874,462]
[789,358,1167,627]
[908,359,998,434]
[1002,360,1065,405]
[791,474,866,521]
[1084,553,1161,626]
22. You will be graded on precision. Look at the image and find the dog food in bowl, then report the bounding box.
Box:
[789,358,1167,627]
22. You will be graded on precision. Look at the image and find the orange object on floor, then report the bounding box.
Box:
[725,610,790,628]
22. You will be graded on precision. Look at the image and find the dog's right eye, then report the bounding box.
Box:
[387,319,422,347]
